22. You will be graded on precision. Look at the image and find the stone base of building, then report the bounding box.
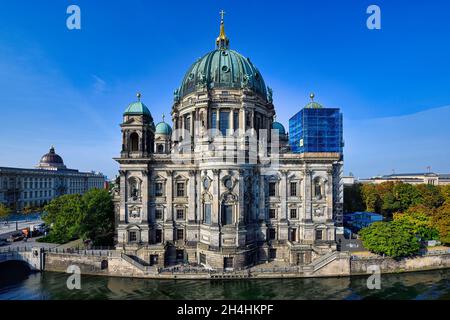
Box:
[117,240,337,270]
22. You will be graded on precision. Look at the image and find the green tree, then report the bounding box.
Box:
[41,189,115,245]
[361,184,382,213]
[393,208,439,241]
[80,189,115,246]
[0,204,11,219]
[359,221,420,258]
[344,183,366,213]
[392,183,422,212]
[42,194,85,243]
[416,184,444,209]
[440,185,450,203]
[432,202,450,245]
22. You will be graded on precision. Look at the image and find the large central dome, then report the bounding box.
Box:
[177,14,268,101]
[179,49,267,99]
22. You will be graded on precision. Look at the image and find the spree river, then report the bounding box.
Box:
[0,264,449,300]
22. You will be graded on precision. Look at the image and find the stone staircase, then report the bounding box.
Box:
[121,253,157,274]
[303,251,340,273]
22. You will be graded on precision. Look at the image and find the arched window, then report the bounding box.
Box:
[130,132,139,152]
[157,144,164,153]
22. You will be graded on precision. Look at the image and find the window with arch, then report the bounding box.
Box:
[157,144,164,153]
[130,132,139,152]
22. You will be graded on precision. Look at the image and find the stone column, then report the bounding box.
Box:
[166,170,173,222]
[142,170,149,223]
[304,168,312,221]
[326,167,334,220]
[230,109,234,133]
[197,171,202,222]
[119,170,127,223]
[188,170,196,222]
[280,170,288,220]
[212,169,221,226]
[216,108,220,134]
[164,170,174,241]
[240,108,245,131]
[238,169,245,224]
[259,173,266,221]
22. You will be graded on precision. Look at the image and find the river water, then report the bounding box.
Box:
[0,266,449,300]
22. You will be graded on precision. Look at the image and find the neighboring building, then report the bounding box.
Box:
[343,212,383,231]
[112,15,344,270]
[289,95,343,154]
[359,172,450,186]
[0,147,106,212]
[342,176,355,186]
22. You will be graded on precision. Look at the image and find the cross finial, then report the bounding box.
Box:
[220,10,226,21]
[162,113,165,122]
[136,92,142,101]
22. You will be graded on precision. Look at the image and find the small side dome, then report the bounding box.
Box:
[124,93,152,117]
[272,121,286,135]
[155,120,172,136]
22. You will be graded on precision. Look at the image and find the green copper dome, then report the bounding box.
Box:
[272,121,286,135]
[155,120,172,135]
[177,49,268,100]
[124,101,152,116]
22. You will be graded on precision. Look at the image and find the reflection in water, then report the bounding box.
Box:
[0,267,449,300]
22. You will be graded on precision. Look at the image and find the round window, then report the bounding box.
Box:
[224,177,233,189]
[221,65,229,73]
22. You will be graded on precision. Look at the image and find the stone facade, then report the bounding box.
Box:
[0,147,105,212]
[112,16,344,271]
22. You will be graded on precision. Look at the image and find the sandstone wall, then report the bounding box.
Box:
[350,253,450,275]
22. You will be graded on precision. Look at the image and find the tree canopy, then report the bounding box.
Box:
[359,221,421,258]
[346,181,450,246]
[41,189,114,245]
[0,204,10,219]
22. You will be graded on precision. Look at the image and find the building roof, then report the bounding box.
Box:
[124,100,152,117]
[176,16,268,101]
[272,121,286,135]
[39,146,64,165]
[155,118,172,135]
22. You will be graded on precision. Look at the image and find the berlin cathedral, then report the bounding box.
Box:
[113,13,344,270]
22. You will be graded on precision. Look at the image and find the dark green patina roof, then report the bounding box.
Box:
[178,49,268,100]
[155,121,172,135]
[272,121,286,135]
[124,101,152,117]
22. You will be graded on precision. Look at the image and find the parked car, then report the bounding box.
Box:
[8,232,24,242]
[30,223,49,236]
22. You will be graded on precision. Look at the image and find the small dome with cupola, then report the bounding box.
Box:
[155,114,172,136]
[124,93,152,117]
[272,120,286,135]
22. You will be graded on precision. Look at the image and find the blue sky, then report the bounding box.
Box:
[0,0,449,179]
